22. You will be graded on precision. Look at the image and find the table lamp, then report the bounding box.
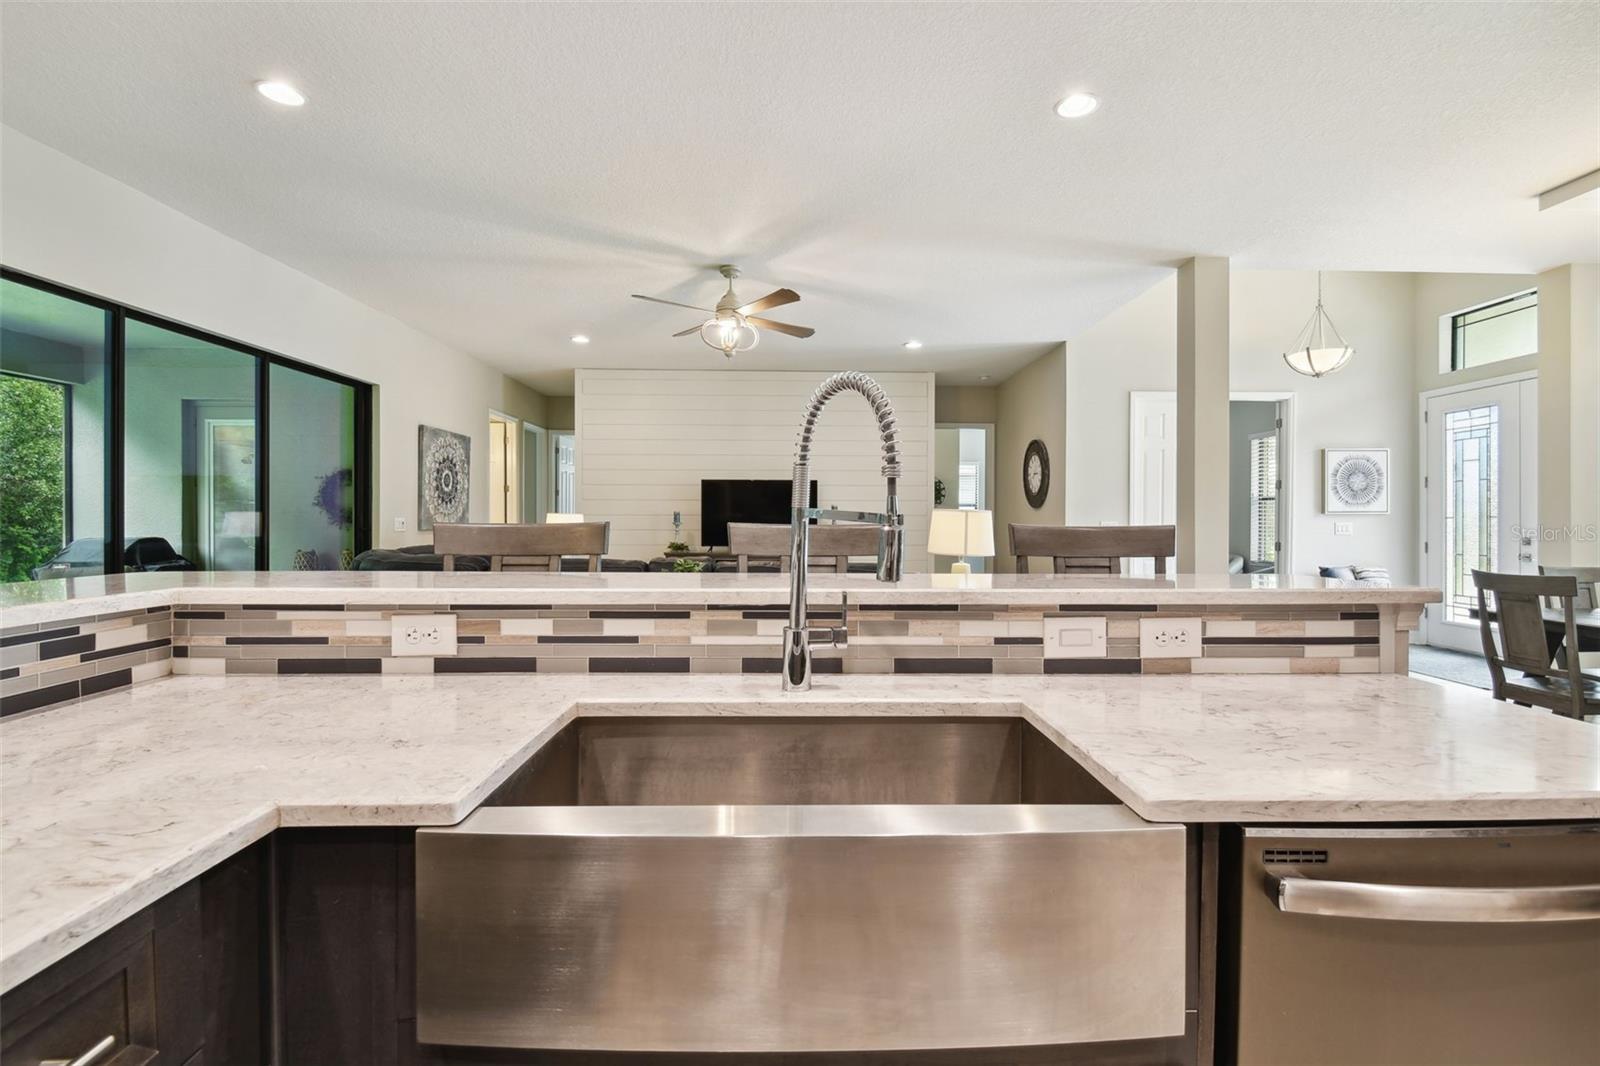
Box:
[927,509,995,574]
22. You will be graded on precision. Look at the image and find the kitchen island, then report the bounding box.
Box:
[2,573,1595,1065]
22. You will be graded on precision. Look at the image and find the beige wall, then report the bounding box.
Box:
[1536,264,1600,566]
[1412,273,1537,394]
[545,395,575,432]
[993,345,1067,572]
[935,385,998,424]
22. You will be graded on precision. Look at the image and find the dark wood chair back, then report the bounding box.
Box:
[433,522,609,572]
[727,522,881,573]
[1008,524,1175,575]
[1473,569,1595,720]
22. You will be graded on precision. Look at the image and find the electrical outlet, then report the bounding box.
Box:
[1043,617,1107,659]
[1140,617,1202,659]
[394,516,408,533]
[1334,521,1353,536]
[391,613,457,657]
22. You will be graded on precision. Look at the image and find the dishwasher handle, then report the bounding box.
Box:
[1269,873,1600,923]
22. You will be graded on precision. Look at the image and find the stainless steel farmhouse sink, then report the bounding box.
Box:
[414,716,1187,1054]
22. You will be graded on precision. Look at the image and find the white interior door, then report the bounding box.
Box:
[1128,393,1177,577]
[1423,378,1538,652]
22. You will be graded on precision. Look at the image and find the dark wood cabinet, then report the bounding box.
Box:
[0,841,267,1066]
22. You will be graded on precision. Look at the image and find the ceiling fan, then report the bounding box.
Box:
[632,264,815,358]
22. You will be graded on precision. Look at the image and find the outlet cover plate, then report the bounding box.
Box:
[391,613,457,657]
[1043,617,1107,659]
[1139,617,1202,659]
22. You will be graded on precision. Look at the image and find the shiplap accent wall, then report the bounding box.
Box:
[576,369,936,568]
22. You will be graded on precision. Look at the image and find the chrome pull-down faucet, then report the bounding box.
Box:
[782,372,905,690]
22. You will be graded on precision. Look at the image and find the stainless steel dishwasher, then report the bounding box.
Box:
[1224,822,1600,1066]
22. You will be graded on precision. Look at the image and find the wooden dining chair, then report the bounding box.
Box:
[433,522,610,572]
[1472,569,1600,721]
[727,522,881,573]
[1008,524,1176,575]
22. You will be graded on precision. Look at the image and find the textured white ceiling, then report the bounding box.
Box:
[2,1,1596,394]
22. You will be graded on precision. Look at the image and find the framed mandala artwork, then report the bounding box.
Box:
[1324,448,1389,514]
[418,425,471,530]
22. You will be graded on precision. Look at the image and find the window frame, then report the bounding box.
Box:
[2,266,373,573]
[1448,289,1537,372]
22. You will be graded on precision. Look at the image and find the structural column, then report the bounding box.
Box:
[1176,256,1230,573]
[1536,263,1600,566]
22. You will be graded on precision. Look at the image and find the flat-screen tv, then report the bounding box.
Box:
[700,479,818,548]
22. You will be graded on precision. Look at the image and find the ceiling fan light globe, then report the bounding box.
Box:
[700,313,759,355]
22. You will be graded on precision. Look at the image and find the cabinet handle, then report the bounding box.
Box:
[39,1034,115,1066]
[1270,873,1600,923]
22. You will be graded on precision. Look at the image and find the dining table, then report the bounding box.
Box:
[1475,606,1600,662]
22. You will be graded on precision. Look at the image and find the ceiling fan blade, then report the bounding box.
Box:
[737,288,800,316]
[632,294,715,313]
[672,324,702,338]
[748,316,815,339]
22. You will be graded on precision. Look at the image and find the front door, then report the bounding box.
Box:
[1423,378,1538,652]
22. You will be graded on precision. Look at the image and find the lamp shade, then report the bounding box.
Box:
[546,512,585,523]
[927,509,995,559]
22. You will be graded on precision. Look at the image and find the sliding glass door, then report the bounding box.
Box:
[0,278,112,581]
[125,317,260,571]
[1,268,372,579]
[268,364,359,570]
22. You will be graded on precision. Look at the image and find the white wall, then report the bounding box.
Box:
[576,369,935,568]
[1065,271,1419,581]
[0,127,546,547]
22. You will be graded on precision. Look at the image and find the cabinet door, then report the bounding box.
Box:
[0,909,160,1066]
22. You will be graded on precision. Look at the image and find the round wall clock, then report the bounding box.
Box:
[1023,439,1050,509]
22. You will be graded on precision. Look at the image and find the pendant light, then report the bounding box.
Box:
[1283,272,1353,377]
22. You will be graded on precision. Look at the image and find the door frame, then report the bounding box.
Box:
[1129,390,1295,576]
[934,421,997,572]
[487,409,519,523]
[1416,369,1539,646]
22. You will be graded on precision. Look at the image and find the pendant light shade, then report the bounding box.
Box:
[1283,272,1354,378]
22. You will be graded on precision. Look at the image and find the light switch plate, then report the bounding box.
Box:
[394,516,408,532]
[1334,521,1353,536]
[391,613,457,656]
[1139,617,1202,658]
[1043,616,1107,659]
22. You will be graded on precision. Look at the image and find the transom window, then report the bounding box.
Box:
[1449,290,1537,371]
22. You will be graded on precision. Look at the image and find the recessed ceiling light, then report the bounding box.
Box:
[979,374,992,383]
[255,80,306,107]
[570,334,591,345]
[1054,92,1099,119]
[902,339,924,350]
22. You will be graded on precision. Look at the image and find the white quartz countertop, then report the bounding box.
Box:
[2,670,1594,993]
[0,570,1437,626]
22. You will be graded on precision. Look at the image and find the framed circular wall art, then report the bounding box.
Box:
[1324,448,1389,514]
